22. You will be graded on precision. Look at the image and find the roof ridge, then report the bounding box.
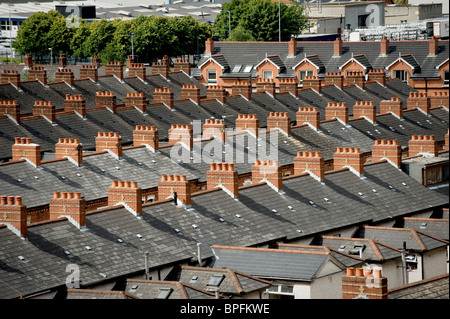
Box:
[211,245,329,255]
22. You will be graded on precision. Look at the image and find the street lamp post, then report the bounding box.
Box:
[48,48,53,65]
[226,10,231,38]
[128,32,135,59]
[278,0,281,42]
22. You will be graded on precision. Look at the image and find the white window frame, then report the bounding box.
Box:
[393,70,409,82]
[443,70,449,87]
[262,70,273,80]
[207,69,217,84]
[299,70,314,86]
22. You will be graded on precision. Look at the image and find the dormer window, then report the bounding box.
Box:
[263,70,273,80]
[393,70,409,82]
[207,70,217,84]
[299,70,313,85]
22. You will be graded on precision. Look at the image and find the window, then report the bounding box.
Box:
[393,70,409,82]
[189,276,198,284]
[349,244,365,255]
[207,70,217,84]
[207,274,224,286]
[444,70,449,86]
[262,70,273,80]
[299,70,313,85]
[405,254,418,271]
[155,288,173,299]
[425,166,443,186]
[266,285,294,299]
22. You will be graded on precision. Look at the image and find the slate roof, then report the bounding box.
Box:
[401,217,449,241]
[0,145,197,208]
[66,289,130,299]
[195,40,449,80]
[314,236,403,262]
[353,226,449,252]
[166,266,272,296]
[388,273,449,299]
[124,279,217,299]
[210,245,348,281]
[0,159,448,298]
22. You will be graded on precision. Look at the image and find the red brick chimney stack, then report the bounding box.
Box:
[205,38,214,55]
[353,101,376,123]
[126,55,134,68]
[168,124,193,149]
[342,267,388,299]
[252,160,283,192]
[324,72,344,90]
[28,66,47,85]
[429,91,449,109]
[235,114,260,138]
[153,87,174,109]
[158,174,191,206]
[345,71,365,90]
[49,191,86,229]
[105,61,124,80]
[180,85,201,104]
[296,107,320,131]
[429,36,438,57]
[32,101,56,123]
[333,37,343,57]
[55,68,74,86]
[80,65,98,83]
[207,163,239,199]
[279,78,298,96]
[1,70,21,88]
[133,125,159,151]
[0,196,28,239]
[380,36,390,57]
[407,92,430,115]
[203,119,227,143]
[0,100,21,124]
[55,138,83,166]
[367,69,386,87]
[294,151,325,182]
[231,81,252,100]
[326,102,348,125]
[152,61,170,79]
[267,112,291,136]
[379,97,403,119]
[256,77,276,96]
[288,38,297,57]
[125,92,147,113]
[333,147,364,176]
[408,135,438,157]
[302,76,322,94]
[96,91,117,114]
[174,58,191,75]
[58,54,67,68]
[24,54,33,67]
[12,137,41,167]
[64,94,86,117]
[128,63,146,79]
[95,132,122,158]
[108,181,143,217]
[372,140,402,168]
[206,85,228,104]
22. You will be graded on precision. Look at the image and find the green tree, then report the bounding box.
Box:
[13,10,72,57]
[81,19,117,61]
[229,24,256,41]
[213,0,309,42]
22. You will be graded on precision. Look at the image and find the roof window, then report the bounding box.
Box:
[207,274,224,286]
[155,288,173,299]
[190,276,199,284]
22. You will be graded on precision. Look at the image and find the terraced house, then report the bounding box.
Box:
[0,36,448,300]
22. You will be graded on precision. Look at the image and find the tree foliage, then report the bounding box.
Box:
[13,11,212,63]
[213,0,309,42]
